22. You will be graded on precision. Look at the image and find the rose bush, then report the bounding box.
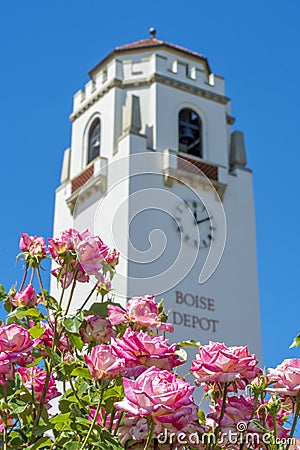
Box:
[0,227,298,450]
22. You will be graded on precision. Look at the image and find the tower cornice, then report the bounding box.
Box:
[70,74,230,122]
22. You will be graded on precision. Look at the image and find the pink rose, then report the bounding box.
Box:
[268,359,300,397]
[108,295,173,332]
[48,228,79,260]
[17,366,60,405]
[84,344,125,380]
[191,341,260,386]
[38,321,69,353]
[127,295,160,327]
[19,233,46,258]
[79,315,115,344]
[105,249,120,267]
[115,367,198,432]
[10,284,39,307]
[74,230,109,279]
[0,324,37,364]
[111,328,184,376]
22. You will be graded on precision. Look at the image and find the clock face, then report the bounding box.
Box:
[174,199,214,249]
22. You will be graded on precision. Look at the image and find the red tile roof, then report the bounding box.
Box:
[115,37,208,63]
[89,37,211,77]
[115,37,165,49]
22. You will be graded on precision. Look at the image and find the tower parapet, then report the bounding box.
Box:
[72,42,227,120]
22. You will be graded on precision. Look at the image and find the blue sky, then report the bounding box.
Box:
[0,0,299,370]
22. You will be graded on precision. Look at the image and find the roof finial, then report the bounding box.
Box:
[149,27,157,39]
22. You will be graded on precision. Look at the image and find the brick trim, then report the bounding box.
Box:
[71,164,94,193]
[178,155,218,181]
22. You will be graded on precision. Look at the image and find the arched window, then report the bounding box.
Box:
[178,109,202,158]
[87,119,101,164]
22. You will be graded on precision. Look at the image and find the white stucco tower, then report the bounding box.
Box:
[52,31,262,360]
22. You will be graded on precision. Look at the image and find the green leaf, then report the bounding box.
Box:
[198,409,206,423]
[290,333,300,348]
[29,325,45,339]
[77,380,90,395]
[103,385,124,401]
[33,424,52,437]
[73,417,92,427]
[8,306,42,319]
[68,332,84,351]
[46,294,59,311]
[63,442,81,450]
[70,403,84,418]
[8,398,28,414]
[63,314,84,333]
[4,298,14,313]
[177,339,202,348]
[26,437,52,450]
[62,361,77,377]
[50,412,71,424]
[101,429,125,449]
[8,430,23,447]
[24,307,42,317]
[0,284,6,301]
[59,399,72,414]
[71,367,92,380]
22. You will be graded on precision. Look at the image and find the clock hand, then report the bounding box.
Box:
[196,217,211,225]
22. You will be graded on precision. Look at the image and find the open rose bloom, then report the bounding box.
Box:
[111,328,184,376]
[108,295,173,332]
[268,359,300,397]
[84,344,125,380]
[191,341,260,387]
[115,367,198,432]
[0,324,37,365]
[74,229,109,279]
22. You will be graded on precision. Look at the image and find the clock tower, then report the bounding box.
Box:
[52,31,262,360]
